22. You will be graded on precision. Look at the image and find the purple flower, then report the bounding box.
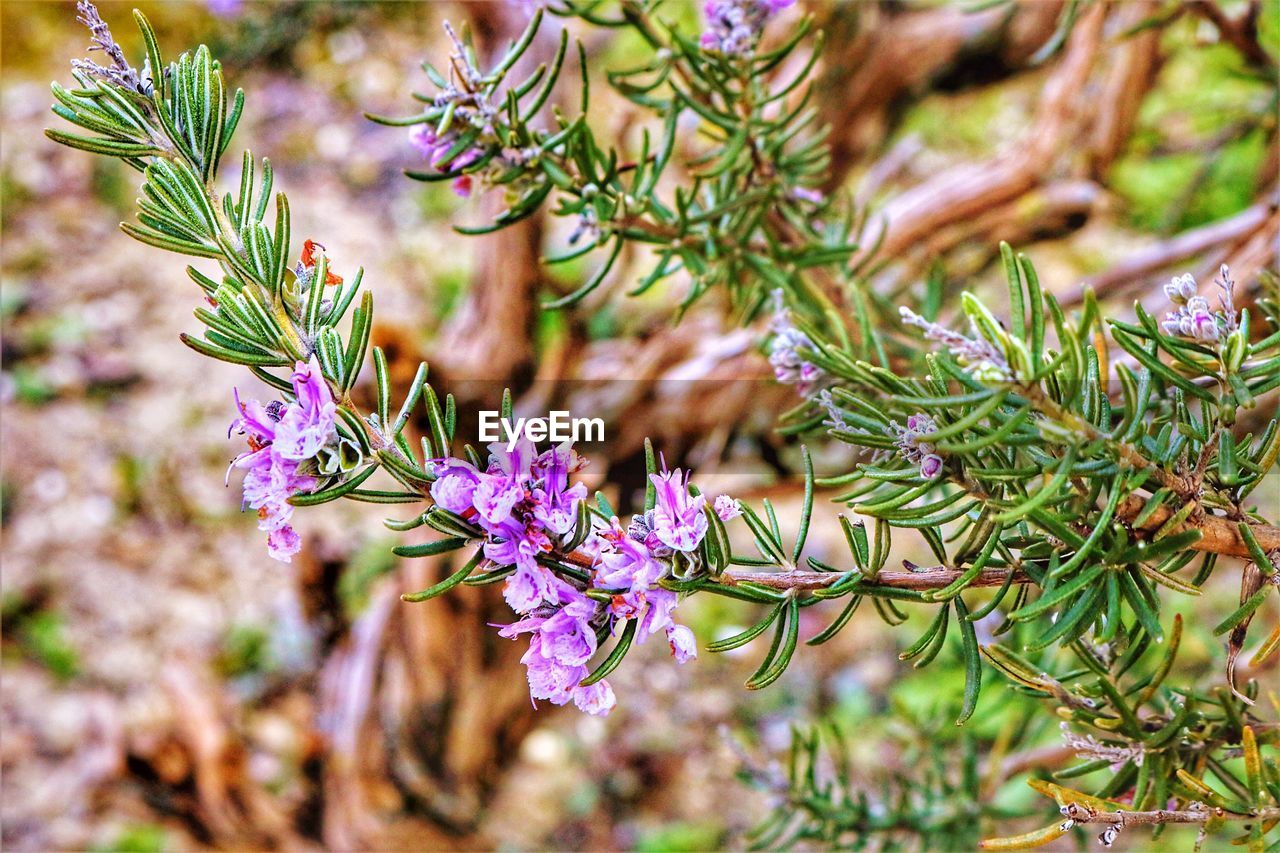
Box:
[267,525,301,558]
[205,0,242,17]
[595,523,665,592]
[769,291,825,394]
[816,389,851,432]
[499,584,614,714]
[410,125,485,197]
[431,438,591,613]
[452,146,482,171]
[409,125,450,166]
[1163,273,1197,304]
[714,494,741,521]
[542,595,598,666]
[649,469,709,552]
[230,390,279,444]
[573,681,616,716]
[899,306,1010,381]
[272,356,337,461]
[429,459,481,514]
[701,0,792,56]
[575,528,609,563]
[236,452,317,562]
[483,517,552,572]
[790,186,824,205]
[769,329,821,387]
[229,356,336,562]
[473,439,535,527]
[484,517,557,612]
[451,437,705,716]
[610,588,696,665]
[531,443,587,538]
[667,624,697,663]
[919,453,944,480]
[905,413,934,435]
[1163,295,1222,343]
[892,412,946,481]
[1186,300,1220,342]
[523,646,587,706]
[633,588,679,644]
[236,447,313,521]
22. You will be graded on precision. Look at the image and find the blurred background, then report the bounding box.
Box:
[1,1,1276,849]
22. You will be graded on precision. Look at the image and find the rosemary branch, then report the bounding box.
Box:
[1062,802,1280,827]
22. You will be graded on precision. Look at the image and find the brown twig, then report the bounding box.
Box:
[1118,495,1280,559]
[555,489,1280,594]
[1062,801,1280,828]
[723,567,1028,591]
[708,499,1280,593]
[1089,0,1163,177]
[1072,196,1277,303]
[815,0,1066,187]
[860,3,1107,264]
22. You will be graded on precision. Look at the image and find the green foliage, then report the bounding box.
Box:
[634,821,726,852]
[10,609,81,681]
[1111,27,1276,232]
[93,823,169,853]
[377,1,868,342]
[742,719,1007,850]
[214,622,273,679]
[337,536,403,616]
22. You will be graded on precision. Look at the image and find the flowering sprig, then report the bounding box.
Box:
[700,0,795,57]
[368,10,568,216]
[52,5,988,725]
[897,298,1018,382]
[768,289,827,393]
[375,12,1278,809]
[416,439,710,714]
[1160,265,1241,345]
[375,1,861,335]
[390,17,550,200]
[46,1,803,719]
[70,0,154,96]
[46,2,445,565]
[755,640,1280,850]
[402,434,844,714]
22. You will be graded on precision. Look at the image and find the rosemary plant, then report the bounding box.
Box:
[47,1,1279,848]
[369,0,873,339]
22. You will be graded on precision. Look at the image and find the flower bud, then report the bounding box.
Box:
[1163,273,1196,305]
[919,453,944,480]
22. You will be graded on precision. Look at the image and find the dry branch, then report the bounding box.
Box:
[724,566,1028,591]
[816,0,1066,186]
[864,3,1107,263]
[1118,495,1280,559]
[1076,195,1278,301]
